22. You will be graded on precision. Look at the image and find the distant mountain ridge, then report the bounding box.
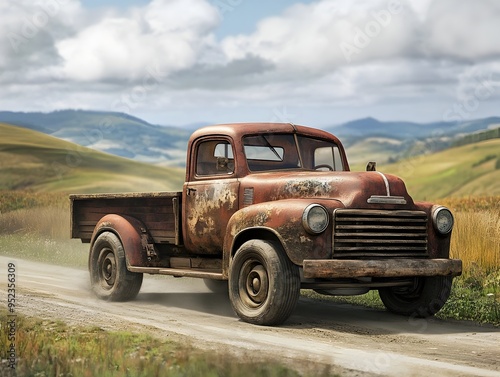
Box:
[1,110,499,167]
[329,116,500,142]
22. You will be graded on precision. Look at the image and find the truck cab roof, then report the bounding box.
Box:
[190,122,343,145]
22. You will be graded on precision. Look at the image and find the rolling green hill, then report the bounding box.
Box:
[2,121,499,200]
[378,139,500,201]
[0,110,191,165]
[336,117,500,168]
[0,123,185,193]
[345,137,405,165]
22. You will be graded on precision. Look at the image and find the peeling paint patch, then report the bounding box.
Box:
[185,180,239,253]
[283,178,332,197]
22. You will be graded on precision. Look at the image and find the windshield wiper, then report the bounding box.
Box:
[260,135,282,161]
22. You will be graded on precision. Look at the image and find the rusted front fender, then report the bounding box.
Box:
[223,199,344,277]
[90,214,149,268]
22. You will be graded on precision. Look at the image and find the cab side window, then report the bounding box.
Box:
[196,140,235,176]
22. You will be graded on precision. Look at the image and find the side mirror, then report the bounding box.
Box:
[366,161,377,171]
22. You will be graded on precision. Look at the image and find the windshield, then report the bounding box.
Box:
[243,134,344,172]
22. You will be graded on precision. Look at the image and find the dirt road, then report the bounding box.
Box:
[2,256,499,376]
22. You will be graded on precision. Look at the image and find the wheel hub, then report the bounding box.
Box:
[244,264,268,305]
[100,251,116,287]
[252,277,261,292]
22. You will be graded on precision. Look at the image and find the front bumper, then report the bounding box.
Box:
[303,258,462,279]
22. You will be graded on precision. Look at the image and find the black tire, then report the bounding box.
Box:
[378,276,453,317]
[89,232,143,301]
[204,279,228,293]
[229,240,300,326]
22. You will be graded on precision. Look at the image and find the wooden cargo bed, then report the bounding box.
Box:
[70,192,182,244]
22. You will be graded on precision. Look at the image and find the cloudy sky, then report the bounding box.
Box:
[1,0,499,127]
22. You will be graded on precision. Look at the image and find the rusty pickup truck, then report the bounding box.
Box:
[70,123,462,325]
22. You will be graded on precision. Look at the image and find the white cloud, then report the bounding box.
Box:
[221,0,419,74]
[1,0,500,125]
[424,0,500,60]
[221,0,500,76]
[57,0,220,82]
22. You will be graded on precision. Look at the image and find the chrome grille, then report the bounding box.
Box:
[332,209,428,258]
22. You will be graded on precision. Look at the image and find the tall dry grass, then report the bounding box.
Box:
[0,191,85,267]
[0,190,69,239]
[442,197,500,274]
[0,207,69,239]
[450,211,500,274]
[0,190,68,213]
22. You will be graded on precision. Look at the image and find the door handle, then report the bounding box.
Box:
[187,187,197,196]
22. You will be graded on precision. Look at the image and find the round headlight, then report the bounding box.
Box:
[302,204,329,234]
[432,206,454,234]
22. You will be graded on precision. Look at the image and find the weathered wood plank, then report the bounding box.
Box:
[80,206,173,215]
[303,258,462,279]
[77,212,175,224]
[70,192,180,200]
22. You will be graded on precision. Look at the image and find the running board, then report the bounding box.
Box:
[128,266,225,280]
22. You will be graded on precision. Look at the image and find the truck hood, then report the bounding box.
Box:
[240,171,415,209]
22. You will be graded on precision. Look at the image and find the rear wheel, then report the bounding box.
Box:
[378,276,453,317]
[229,240,300,326]
[89,232,143,301]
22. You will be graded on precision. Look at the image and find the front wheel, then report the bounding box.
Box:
[378,276,453,317]
[89,232,143,301]
[229,240,300,326]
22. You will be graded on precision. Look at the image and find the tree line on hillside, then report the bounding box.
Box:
[453,127,500,148]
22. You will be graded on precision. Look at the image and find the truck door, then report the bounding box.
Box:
[183,137,239,254]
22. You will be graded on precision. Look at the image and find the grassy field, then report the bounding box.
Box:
[0,311,334,377]
[442,197,500,274]
[0,123,185,193]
